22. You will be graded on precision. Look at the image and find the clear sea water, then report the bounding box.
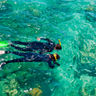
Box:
[0,0,96,96]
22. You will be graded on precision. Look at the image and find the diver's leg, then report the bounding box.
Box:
[11,51,27,56]
[2,51,27,56]
[12,41,29,45]
[11,44,33,51]
[0,50,27,56]
[6,58,27,63]
[0,50,11,55]
[0,58,26,68]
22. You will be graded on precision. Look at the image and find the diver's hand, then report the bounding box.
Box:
[37,37,45,41]
[55,62,60,66]
[37,37,40,41]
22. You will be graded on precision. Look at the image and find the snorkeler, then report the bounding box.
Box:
[9,37,62,54]
[0,50,60,69]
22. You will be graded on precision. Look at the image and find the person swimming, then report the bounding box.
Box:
[10,37,62,54]
[0,50,60,69]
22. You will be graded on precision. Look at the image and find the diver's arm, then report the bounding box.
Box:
[48,61,55,68]
[11,41,30,45]
[38,37,54,43]
[53,61,60,66]
[11,44,34,52]
[0,58,26,68]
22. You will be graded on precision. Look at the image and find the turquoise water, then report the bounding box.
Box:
[0,0,96,96]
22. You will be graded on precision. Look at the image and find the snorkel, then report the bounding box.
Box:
[58,39,61,46]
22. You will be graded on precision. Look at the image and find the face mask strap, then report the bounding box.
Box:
[53,54,57,60]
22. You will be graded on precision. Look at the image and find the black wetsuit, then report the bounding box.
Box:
[1,51,59,68]
[11,38,55,53]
